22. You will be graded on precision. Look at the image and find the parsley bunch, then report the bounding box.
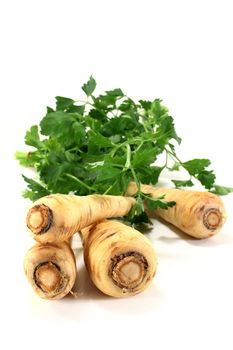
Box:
[16,76,233,224]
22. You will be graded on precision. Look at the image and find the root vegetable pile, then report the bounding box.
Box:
[23,186,227,300]
[17,77,232,301]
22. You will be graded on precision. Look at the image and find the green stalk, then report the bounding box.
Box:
[65,173,97,192]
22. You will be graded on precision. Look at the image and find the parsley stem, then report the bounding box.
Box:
[165,147,184,166]
[135,142,144,153]
[138,115,149,132]
[130,167,141,193]
[74,99,106,117]
[109,164,124,169]
[166,147,199,185]
[65,173,97,192]
[75,99,93,106]
[125,144,131,169]
[111,137,148,158]
[124,143,141,194]
[165,150,169,167]
[103,180,118,195]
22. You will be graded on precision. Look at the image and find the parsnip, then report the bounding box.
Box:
[81,220,157,297]
[126,182,226,239]
[26,194,135,243]
[24,241,76,300]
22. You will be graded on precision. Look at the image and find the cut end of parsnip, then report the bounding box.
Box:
[34,262,66,294]
[111,252,148,290]
[27,204,53,234]
[203,208,224,231]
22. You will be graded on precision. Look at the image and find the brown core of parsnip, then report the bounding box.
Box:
[203,208,222,231]
[33,262,67,294]
[27,205,53,235]
[111,252,148,290]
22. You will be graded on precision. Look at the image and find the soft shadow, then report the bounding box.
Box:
[66,264,162,316]
[26,290,88,322]
[71,244,110,300]
[95,282,163,316]
[155,217,192,241]
[72,264,110,300]
[153,216,233,247]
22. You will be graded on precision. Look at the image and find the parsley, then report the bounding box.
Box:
[81,75,96,96]
[16,76,233,225]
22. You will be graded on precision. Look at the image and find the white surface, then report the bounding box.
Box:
[1,1,233,349]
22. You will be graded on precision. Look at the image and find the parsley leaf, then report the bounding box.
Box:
[82,75,96,96]
[212,185,233,195]
[105,88,124,97]
[40,111,85,146]
[172,179,194,188]
[197,170,216,190]
[182,159,211,175]
[132,145,158,168]
[146,196,176,210]
[55,96,75,111]
[25,125,43,149]
[16,76,232,226]
[22,175,50,201]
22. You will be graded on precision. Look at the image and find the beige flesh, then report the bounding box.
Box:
[203,208,222,230]
[34,262,66,294]
[27,204,53,234]
[111,252,148,290]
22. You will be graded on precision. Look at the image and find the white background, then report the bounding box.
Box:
[0,1,233,349]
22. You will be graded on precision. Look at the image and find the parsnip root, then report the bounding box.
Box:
[24,241,76,300]
[26,194,135,243]
[126,182,226,239]
[81,220,157,297]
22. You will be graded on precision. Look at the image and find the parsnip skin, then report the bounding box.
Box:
[126,182,226,239]
[24,241,76,300]
[26,194,135,243]
[81,220,157,298]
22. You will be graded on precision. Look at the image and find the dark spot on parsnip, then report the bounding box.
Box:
[105,232,117,239]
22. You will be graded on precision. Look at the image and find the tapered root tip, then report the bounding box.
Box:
[34,262,66,294]
[111,252,148,291]
[26,204,53,235]
[203,208,223,231]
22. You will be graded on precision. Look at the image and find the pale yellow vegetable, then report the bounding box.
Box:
[26,194,135,243]
[126,182,226,239]
[24,241,76,300]
[81,220,157,297]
